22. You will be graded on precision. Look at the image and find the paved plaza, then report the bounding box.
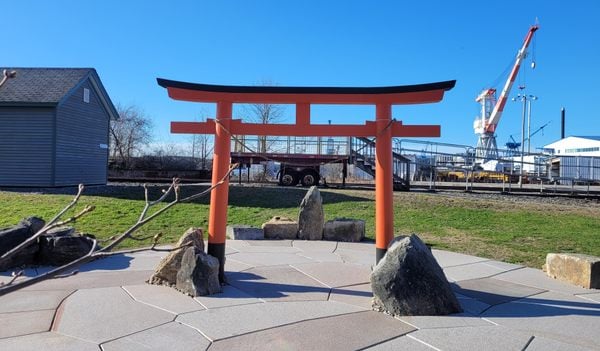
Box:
[1,239,599,350]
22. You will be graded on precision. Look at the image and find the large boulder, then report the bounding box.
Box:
[149,228,205,285]
[227,225,264,240]
[371,234,462,316]
[176,246,221,296]
[544,253,599,289]
[262,216,298,240]
[0,217,45,271]
[297,186,324,240]
[323,218,365,242]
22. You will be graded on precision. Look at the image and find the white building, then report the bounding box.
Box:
[543,136,600,156]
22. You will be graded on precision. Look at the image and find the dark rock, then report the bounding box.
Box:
[227,225,264,240]
[297,186,324,240]
[38,234,95,266]
[371,234,462,316]
[323,218,365,242]
[44,226,76,237]
[149,228,205,286]
[0,217,45,271]
[262,216,298,240]
[176,247,221,296]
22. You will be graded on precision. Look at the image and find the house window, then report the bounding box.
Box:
[83,88,90,103]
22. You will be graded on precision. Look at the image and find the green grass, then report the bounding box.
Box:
[1,185,599,268]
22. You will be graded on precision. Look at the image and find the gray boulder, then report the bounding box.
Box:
[323,218,365,242]
[297,186,324,240]
[371,234,462,316]
[262,216,298,240]
[0,217,45,271]
[176,246,221,296]
[227,225,264,240]
[38,234,95,266]
[149,228,205,285]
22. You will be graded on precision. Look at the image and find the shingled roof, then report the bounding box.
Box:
[0,67,95,104]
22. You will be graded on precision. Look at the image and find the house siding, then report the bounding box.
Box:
[54,79,109,185]
[0,107,55,186]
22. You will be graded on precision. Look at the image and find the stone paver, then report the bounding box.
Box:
[177,300,364,341]
[398,314,494,329]
[329,283,373,310]
[209,311,415,351]
[577,292,600,303]
[0,289,72,313]
[54,286,174,343]
[22,270,153,291]
[525,335,595,351]
[78,254,162,272]
[293,239,337,252]
[431,249,489,268]
[194,284,263,309]
[226,265,330,301]
[291,261,371,287]
[453,277,546,306]
[101,321,211,351]
[481,291,600,349]
[455,293,491,315]
[0,309,55,338]
[443,261,519,281]
[0,242,596,351]
[494,267,594,295]
[409,325,533,351]
[363,335,436,350]
[123,284,205,314]
[0,332,98,351]
[226,252,314,267]
[335,248,375,266]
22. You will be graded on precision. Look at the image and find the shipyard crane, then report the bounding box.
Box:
[474,25,539,164]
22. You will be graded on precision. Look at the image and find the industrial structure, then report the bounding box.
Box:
[474,25,538,164]
[0,68,118,186]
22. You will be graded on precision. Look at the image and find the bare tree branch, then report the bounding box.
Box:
[0,163,239,296]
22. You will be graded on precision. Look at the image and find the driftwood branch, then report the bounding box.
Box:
[0,164,239,296]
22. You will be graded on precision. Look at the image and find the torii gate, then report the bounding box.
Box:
[158,78,455,282]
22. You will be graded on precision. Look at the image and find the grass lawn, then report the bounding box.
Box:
[1,184,599,268]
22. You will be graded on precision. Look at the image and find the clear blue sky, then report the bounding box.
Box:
[4,0,599,150]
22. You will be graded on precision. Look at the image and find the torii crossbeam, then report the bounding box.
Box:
[158,78,455,282]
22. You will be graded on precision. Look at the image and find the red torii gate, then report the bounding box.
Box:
[158,78,455,282]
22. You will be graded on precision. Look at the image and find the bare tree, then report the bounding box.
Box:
[242,81,285,181]
[190,117,214,170]
[110,104,153,169]
[0,165,238,296]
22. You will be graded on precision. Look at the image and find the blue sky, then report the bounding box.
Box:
[4,0,599,151]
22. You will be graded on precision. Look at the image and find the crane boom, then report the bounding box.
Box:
[485,25,539,133]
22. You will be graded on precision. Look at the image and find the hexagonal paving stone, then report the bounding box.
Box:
[194,284,263,309]
[208,311,416,351]
[0,309,55,338]
[22,270,153,291]
[452,277,546,306]
[291,262,371,288]
[0,289,73,313]
[431,249,488,268]
[54,286,174,343]
[225,252,314,267]
[0,332,98,351]
[363,335,437,350]
[101,321,211,351]
[176,300,364,341]
[226,265,330,301]
[409,325,533,351]
[329,283,373,310]
[481,291,600,349]
[123,284,205,314]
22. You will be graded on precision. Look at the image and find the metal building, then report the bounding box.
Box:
[0,68,118,186]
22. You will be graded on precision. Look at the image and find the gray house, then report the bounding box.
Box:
[0,68,118,186]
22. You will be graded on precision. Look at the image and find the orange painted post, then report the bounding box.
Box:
[375,103,394,264]
[208,101,232,283]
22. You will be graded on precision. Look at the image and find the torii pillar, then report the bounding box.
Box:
[158,78,455,282]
